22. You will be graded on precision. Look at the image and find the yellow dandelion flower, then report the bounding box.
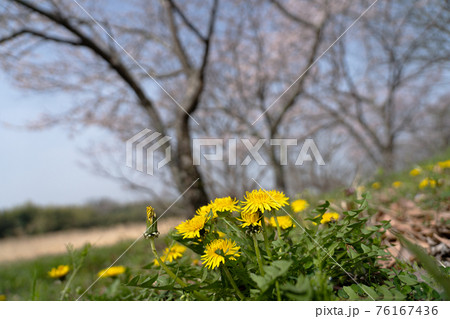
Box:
[237,211,261,228]
[241,189,273,214]
[438,160,450,169]
[419,177,436,189]
[409,167,422,176]
[269,216,296,229]
[175,215,207,239]
[210,196,239,213]
[268,190,289,209]
[154,244,186,266]
[171,243,187,254]
[97,266,126,278]
[201,238,240,270]
[48,265,70,279]
[196,203,216,219]
[146,206,155,222]
[216,231,226,238]
[192,259,202,266]
[241,189,288,214]
[164,244,187,262]
[392,181,402,188]
[154,254,167,266]
[371,182,381,189]
[320,212,339,224]
[145,205,159,238]
[291,199,309,213]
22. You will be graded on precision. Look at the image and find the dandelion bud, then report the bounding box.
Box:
[144,206,159,238]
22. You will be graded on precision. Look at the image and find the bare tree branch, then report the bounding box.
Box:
[0,28,81,45]
[167,0,206,42]
[269,0,318,30]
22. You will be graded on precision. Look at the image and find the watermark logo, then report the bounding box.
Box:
[126,129,172,175]
[193,138,325,166]
[126,129,325,175]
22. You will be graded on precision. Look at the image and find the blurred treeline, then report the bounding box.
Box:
[0,199,184,238]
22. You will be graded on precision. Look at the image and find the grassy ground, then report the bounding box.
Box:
[0,238,165,300]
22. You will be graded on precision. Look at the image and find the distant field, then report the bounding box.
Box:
[0,200,186,239]
[0,217,183,263]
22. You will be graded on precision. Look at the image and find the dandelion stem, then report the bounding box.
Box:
[149,238,208,301]
[275,281,282,301]
[252,234,265,275]
[260,214,273,259]
[60,268,78,301]
[271,212,282,239]
[222,264,245,300]
[260,214,281,300]
[150,238,186,287]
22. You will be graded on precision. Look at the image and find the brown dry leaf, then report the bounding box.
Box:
[433,233,450,247]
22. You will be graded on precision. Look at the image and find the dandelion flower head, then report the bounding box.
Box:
[291,199,309,213]
[176,215,207,239]
[154,243,186,266]
[210,196,239,213]
[371,182,381,189]
[409,167,422,176]
[269,216,296,229]
[237,211,261,228]
[146,206,155,222]
[48,265,70,279]
[320,212,340,224]
[392,181,402,188]
[438,160,450,169]
[241,189,289,214]
[97,266,126,278]
[196,203,216,219]
[419,177,436,189]
[201,238,240,270]
[268,190,289,209]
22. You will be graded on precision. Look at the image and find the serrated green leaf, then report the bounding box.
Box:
[270,260,292,275]
[347,211,359,217]
[347,247,359,259]
[138,274,159,288]
[361,284,378,300]
[377,286,394,300]
[126,275,141,287]
[361,243,371,253]
[398,274,418,285]
[391,288,406,300]
[249,273,268,291]
[343,286,360,300]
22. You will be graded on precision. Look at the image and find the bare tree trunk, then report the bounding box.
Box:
[269,145,286,190]
[174,123,209,210]
[173,76,210,210]
[382,139,395,172]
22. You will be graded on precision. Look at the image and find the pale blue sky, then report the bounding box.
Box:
[0,74,145,209]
